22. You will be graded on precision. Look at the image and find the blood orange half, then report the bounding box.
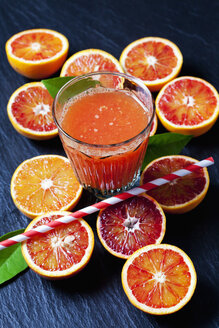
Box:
[120,37,183,91]
[7,82,57,140]
[60,48,124,76]
[122,244,197,315]
[21,211,94,279]
[5,29,69,79]
[97,194,166,259]
[156,76,219,136]
[140,155,209,214]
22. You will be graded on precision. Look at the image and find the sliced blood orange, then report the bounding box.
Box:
[122,244,197,315]
[120,37,183,92]
[21,211,94,279]
[156,76,219,136]
[5,29,69,79]
[7,82,58,140]
[60,48,124,76]
[140,155,209,214]
[97,194,166,259]
[149,113,158,136]
[11,155,83,219]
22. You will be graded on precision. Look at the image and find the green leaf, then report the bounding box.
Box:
[0,229,28,284]
[42,76,100,99]
[42,76,75,98]
[142,132,193,170]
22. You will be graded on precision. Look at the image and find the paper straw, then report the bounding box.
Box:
[0,157,214,251]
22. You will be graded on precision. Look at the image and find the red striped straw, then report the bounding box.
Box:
[0,157,214,251]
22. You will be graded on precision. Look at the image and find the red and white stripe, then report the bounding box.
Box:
[0,157,214,251]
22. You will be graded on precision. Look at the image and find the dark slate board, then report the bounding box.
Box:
[0,0,218,327]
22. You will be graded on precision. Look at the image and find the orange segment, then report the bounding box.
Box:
[21,212,94,279]
[140,155,209,214]
[156,76,219,136]
[122,244,197,315]
[5,29,69,79]
[120,37,183,91]
[7,82,57,140]
[60,49,124,76]
[97,194,166,259]
[11,155,83,219]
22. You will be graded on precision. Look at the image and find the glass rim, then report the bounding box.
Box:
[52,71,155,148]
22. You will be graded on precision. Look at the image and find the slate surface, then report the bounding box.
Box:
[0,0,218,327]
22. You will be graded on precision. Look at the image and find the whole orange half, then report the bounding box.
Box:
[97,194,166,259]
[60,48,123,77]
[120,37,183,91]
[140,155,209,214]
[156,76,219,136]
[7,82,57,140]
[21,211,94,279]
[11,155,83,219]
[5,28,69,79]
[122,244,197,315]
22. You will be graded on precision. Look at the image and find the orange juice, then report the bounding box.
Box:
[60,89,150,195]
[62,90,148,144]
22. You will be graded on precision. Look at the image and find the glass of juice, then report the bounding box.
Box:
[53,72,154,199]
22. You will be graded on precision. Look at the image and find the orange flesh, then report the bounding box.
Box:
[10,32,63,60]
[11,86,56,132]
[150,119,155,134]
[124,41,178,81]
[26,215,89,271]
[149,114,157,136]
[99,196,164,256]
[62,90,148,144]
[158,79,217,125]
[13,157,81,213]
[142,157,206,206]
[127,248,191,308]
[64,54,121,76]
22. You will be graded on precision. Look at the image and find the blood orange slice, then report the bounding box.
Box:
[11,155,83,219]
[60,48,123,76]
[7,82,57,140]
[156,76,219,136]
[122,244,197,315]
[97,194,166,259]
[149,113,158,136]
[21,211,94,279]
[140,155,209,214]
[120,37,183,92]
[5,29,69,79]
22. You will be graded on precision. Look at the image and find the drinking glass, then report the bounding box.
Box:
[53,72,154,199]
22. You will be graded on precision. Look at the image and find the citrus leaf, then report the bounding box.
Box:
[42,76,100,99]
[42,76,75,98]
[142,133,193,170]
[0,229,28,284]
